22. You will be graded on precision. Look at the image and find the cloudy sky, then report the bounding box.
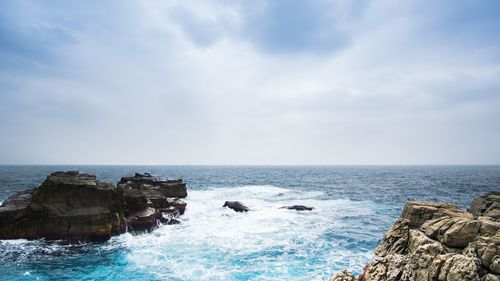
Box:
[1,0,499,165]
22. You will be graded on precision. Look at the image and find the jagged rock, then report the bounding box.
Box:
[358,254,407,281]
[400,231,447,280]
[127,207,162,231]
[485,208,500,221]
[482,274,500,281]
[374,219,409,256]
[408,229,445,254]
[469,191,500,219]
[400,201,468,228]
[428,253,454,280]
[421,216,461,240]
[491,257,500,274]
[330,269,357,281]
[280,205,314,211]
[331,190,500,281]
[123,189,148,212]
[463,233,500,275]
[0,171,126,241]
[223,201,249,212]
[118,172,187,233]
[167,198,187,215]
[438,254,480,281]
[118,172,187,198]
[441,219,480,248]
[422,216,481,248]
[478,217,500,236]
[0,171,188,242]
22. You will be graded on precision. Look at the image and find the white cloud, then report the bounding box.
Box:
[0,0,499,164]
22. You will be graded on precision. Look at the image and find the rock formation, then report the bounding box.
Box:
[0,171,187,242]
[118,172,188,198]
[117,172,187,231]
[330,191,500,281]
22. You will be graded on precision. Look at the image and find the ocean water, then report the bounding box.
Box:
[1,165,500,281]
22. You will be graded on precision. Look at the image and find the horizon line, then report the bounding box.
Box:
[1,163,499,166]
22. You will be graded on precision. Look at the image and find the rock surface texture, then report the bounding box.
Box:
[0,171,187,242]
[118,172,188,198]
[117,172,188,230]
[330,190,500,281]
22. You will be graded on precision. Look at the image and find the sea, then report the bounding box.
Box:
[0,165,499,281]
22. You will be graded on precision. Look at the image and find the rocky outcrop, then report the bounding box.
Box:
[469,191,500,221]
[331,191,500,281]
[280,205,314,211]
[223,201,249,212]
[118,172,187,198]
[0,171,188,242]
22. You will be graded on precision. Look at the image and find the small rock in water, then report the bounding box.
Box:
[280,205,314,211]
[222,201,249,212]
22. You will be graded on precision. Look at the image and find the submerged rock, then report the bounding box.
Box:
[331,189,500,281]
[223,201,249,212]
[280,205,314,211]
[0,171,188,242]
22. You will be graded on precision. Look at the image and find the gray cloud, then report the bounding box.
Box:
[0,0,499,164]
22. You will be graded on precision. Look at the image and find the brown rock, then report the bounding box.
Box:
[335,190,500,281]
[0,171,126,241]
[478,217,500,236]
[330,269,357,281]
[374,219,410,256]
[481,274,500,281]
[358,254,407,281]
[469,191,500,218]
[400,201,465,228]
[441,219,480,248]
[438,254,480,281]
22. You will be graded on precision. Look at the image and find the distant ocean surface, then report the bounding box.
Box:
[1,165,500,281]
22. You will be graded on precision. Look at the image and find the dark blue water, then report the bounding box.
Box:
[1,165,499,280]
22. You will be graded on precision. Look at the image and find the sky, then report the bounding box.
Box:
[0,0,500,165]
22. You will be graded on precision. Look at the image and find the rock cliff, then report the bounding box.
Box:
[0,171,187,242]
[330,191,500,281]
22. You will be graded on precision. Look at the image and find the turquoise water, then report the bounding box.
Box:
[1,165,500,281]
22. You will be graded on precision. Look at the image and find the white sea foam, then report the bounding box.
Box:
[113,185,378,280]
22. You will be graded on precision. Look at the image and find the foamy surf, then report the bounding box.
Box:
[110,185,379,280]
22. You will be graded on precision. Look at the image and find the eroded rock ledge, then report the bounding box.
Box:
[330,191,500,281]
[0,171,187,242]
